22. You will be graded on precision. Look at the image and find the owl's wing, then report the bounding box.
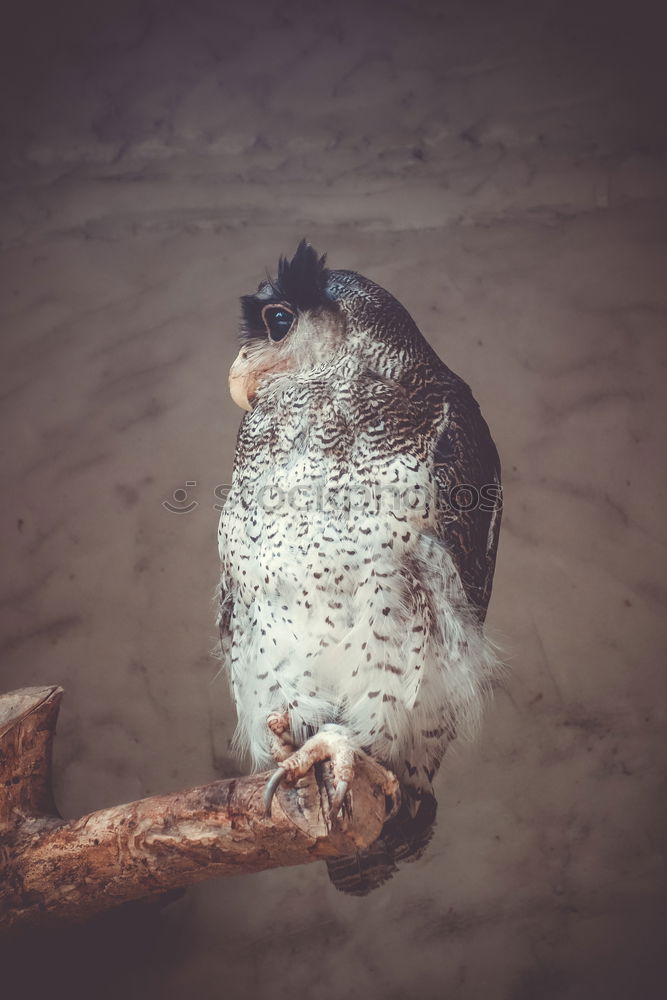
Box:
[431,383,502,623]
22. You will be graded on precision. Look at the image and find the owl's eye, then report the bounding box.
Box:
[262,305,295,342]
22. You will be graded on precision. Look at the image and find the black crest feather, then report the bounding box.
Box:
[240,240,330,341]
[272,239,329,311]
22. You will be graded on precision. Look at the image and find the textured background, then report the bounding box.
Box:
[1,1,666,997]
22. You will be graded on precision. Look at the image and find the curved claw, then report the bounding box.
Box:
[263,767,286,817]
[329,779,349,819]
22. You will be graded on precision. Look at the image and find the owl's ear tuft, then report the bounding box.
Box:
[273,239,329,311]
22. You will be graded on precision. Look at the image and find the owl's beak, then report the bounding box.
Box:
[229,347,292,411]
[229,350,256,412]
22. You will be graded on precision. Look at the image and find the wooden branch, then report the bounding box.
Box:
[0,687,397,931]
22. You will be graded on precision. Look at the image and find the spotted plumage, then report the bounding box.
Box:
[218,241,502,895]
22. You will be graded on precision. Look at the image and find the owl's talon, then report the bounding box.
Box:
[263,767,286,817]
[262,724,356,822]
[329,779,349,819]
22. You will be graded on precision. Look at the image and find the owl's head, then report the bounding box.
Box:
[229,239,436,411]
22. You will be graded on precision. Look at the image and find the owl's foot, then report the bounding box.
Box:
[267,710,296,763]
[263,724,356,820]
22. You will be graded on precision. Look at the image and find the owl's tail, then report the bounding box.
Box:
[325,791,437,896]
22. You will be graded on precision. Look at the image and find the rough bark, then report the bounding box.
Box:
[0,686,397,931]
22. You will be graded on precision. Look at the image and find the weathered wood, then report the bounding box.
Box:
[0,687,397,931]
[0,686,63,830]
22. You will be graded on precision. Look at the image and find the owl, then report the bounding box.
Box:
[218,241,502,895]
